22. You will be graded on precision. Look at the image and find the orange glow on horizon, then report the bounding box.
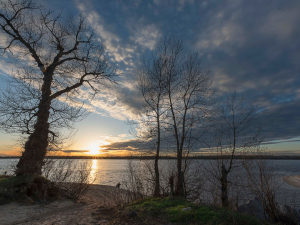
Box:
[86,140,111,155]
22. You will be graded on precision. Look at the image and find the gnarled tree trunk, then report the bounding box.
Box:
[16,72,53,176]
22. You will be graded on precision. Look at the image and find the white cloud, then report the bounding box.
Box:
[73,2,146,121]
[130,23,161,50]
[197,20,245,51]
[99,134,132,143]
[76,3,135,64]
[118,134,128,138]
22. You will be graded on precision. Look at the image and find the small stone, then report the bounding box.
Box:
[182,207,192,211]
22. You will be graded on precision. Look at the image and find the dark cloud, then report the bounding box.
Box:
[102,97,300,152]
[38,0,300,130]
[60,150,90,153]
[102,139,147,151]
[85,0,300,144]
[259,99,300,141]
[1,0,299,151]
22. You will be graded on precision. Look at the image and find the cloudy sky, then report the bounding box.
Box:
[0,0,299,156]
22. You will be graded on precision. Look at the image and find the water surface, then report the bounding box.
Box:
[1,158,300,207]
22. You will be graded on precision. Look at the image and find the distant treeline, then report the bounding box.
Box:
[1,155,300,160]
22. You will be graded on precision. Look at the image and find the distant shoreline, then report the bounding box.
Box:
[1,155,300,160]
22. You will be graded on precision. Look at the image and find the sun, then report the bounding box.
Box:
[88,143,101,155]
[87,140,110,155]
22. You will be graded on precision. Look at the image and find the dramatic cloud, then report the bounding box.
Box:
[0,0,299,154]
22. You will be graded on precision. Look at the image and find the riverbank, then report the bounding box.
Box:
[0,184,121,225]
[0,184,276,225]
[282,175,300,188]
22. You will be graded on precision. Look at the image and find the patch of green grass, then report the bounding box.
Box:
[121,197,269,225]
[0,174,11,181]
[166,204,218,224]
[125,197,192,216]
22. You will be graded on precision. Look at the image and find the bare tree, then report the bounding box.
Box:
[155,37,213,197]
[0,0,116,176]
[242,150,285,223]
[135,46,170,197]
[206,90,261,207]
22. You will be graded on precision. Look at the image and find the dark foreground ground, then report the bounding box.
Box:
[0,184,269,225]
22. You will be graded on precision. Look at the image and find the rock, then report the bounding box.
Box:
[278,204,300,224]
[182,207,192,211]
[238,197,268,221]
[239,197,300,224]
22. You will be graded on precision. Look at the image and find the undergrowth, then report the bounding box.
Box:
[112,197,270,225]
[0,175,61,205]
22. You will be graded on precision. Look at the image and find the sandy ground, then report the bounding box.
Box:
[282,175,300,188]
[0,185,123,225]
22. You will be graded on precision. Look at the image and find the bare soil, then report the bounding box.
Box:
[0,185,122,225]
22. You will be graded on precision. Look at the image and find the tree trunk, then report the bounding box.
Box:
[154,154,160,196]
[169,174,174,197]
[167,89,184,197]
[16,71,53,176]
[176,154,185,197]
[221,165,229,207]
[154,114,160,197]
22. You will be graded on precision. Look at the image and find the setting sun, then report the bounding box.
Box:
[88,143,100,155]
[86,140,110,155]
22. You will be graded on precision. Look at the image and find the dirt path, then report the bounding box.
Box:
[0,185,121,225]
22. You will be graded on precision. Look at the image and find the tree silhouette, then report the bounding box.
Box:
[142,37,213,197]
[206,90,262,207]
[0,0,116,175]
[136,44,169,196]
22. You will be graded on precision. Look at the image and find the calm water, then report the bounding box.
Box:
[1,158,300,207]
[0,159,128,186]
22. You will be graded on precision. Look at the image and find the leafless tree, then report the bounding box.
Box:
[135,44,171,197]
[0,0,116,175]
[242,150,285,223]
[156,37,213,197]
[206,90,262,207]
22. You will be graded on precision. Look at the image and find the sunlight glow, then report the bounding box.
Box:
[88,143,100,155]
[87,140,111,155]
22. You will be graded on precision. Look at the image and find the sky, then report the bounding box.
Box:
[0,0,300,156]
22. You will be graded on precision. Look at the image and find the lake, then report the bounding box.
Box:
[1,158,300,207]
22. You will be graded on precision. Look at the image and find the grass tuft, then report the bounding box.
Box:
[113,197,270,225]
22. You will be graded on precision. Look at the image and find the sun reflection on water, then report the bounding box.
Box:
[90,159,98,183]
